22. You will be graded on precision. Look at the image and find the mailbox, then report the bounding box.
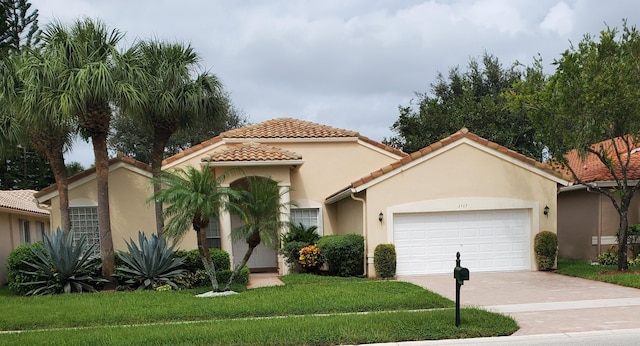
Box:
[454,266,470,283]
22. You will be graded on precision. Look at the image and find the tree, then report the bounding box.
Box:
[385,53,541,159]
[121,40,231,237]
[224,176,292,291]
[0,0,40,57]
[507,21,640,271]
[65,161,84,177]
[108,93,247,164]
[149,163,240,292]
[40,18,144,286]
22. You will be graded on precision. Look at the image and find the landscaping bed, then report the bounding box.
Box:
[556,258,640,288]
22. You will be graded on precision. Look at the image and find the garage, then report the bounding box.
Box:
[393,209,531,275]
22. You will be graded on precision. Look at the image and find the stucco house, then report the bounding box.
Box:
[558,137,640,260]
[0,190,50,285]
[36,118,569,277]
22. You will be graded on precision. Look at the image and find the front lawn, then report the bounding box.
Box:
[0,274,518,345]
[557,258,640,288]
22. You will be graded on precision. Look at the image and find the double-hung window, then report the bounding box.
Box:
[204,217,222,249]
[19,219,30,244]
[290,208,322,236]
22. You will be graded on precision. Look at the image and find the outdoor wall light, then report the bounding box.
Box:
[543,205,549,216]
[378,212,384,223]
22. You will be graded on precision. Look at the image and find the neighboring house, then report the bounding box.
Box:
[36,118,569,276]
[35,156,198,255]
[0,190,50,285]
[558,137,640,260]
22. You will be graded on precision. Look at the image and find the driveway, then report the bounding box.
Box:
[400,271,640,335]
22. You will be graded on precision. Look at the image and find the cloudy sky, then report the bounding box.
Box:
[30,0,640,167]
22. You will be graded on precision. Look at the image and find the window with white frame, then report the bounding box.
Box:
[290,208,322,235]
[19,219,30,244]
[204,217,221,249]
[70,207,100,256]
[36,221,46,241]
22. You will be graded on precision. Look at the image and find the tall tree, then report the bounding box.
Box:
[224,176,291,291]
[507,22,640,271]
[149,163,240,292]
[122,40,230,237]
[385,53,541,159]
[0,0,39,57]
[40,18,144,286]
[109,94,247,164]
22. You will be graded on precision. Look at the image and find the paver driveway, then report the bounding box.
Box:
[400,271,640,335]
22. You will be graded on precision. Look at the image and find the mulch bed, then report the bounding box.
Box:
[599,270,640,275]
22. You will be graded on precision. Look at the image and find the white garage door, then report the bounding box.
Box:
[393,209,530,275]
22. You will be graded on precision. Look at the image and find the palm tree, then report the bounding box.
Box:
[39,18,144,286]
[150,164,239,292]
[0,48,75,232]
[125,40,227,237]
[224,176,292,291]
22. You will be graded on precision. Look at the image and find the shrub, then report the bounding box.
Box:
[7,242,44,295]
[317,234,364,277]
[373,244,396,278]
[280,241,309,270]
[298,244,324,268]
[116,231,186,290]
[596,248,619,266]
[217,266,250,286]
[174,248,231,272]
[534,231,558,271]
[20,229,107,295]
[174,269,209,289]
[282,222,321,244]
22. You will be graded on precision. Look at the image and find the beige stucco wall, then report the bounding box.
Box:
[356,142,560,276]
[48,165,197,252]
[559,188,640,260]
[0,209,50,285]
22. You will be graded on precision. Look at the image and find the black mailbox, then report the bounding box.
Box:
[454,266,470,283]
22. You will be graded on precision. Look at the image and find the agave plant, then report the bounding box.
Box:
[116,231,186,290]
[20,228,107,295]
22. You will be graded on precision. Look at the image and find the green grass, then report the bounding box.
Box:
[557,258,640,288]
[0,274,518,345]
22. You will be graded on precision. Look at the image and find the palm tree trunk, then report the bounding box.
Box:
[224,244,256,291]
[151,129,172,237]
[93,131,116,288]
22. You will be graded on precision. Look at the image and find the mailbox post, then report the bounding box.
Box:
[453,252,469,327]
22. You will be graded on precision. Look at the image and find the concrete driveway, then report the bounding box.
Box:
[400,271,640,335]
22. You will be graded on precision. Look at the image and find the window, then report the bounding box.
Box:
[205,217,221,249]
[36,222,46,241]
[290,208,322,235]
[70,207,100,256]
[19,219,30,244]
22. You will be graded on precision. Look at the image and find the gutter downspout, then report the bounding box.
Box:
[350,193,368,277]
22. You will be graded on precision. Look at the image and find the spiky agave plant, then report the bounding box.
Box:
[21,228,107,295]
[116,231,186,290]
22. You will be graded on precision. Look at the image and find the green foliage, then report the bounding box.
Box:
[116,231,186,291]
[280,241,309,270]
[534,231,558,271]
[507,21,640,271]
[217,266,250,286]
[385,53,541,159]
[6,241,43,295]
[0,0,40,56]
[596,249,619,266]
[282,222,320,244]
[20,229,106,295]
[373,244,397,278]
[173,269,208,289]
[174,249,231,272]
[317,234,364,277]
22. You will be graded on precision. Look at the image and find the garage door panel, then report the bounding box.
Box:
[394,209,531,275]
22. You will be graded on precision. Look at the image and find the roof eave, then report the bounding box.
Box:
[325,187,356,205]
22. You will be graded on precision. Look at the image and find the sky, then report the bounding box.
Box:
[30,0,640,167]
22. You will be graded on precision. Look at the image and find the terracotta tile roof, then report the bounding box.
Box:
[163,118,406,165]
[0,190,49,215]
[205,143,302,162]
[564,136,640,182]
[349,128,570,188]
[34,156,152,199]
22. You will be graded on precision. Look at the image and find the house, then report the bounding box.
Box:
[37,118,569,276]
[0,190,50,285]
[558,137,640,260]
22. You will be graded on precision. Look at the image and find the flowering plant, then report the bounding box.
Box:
[298,244,324,268]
